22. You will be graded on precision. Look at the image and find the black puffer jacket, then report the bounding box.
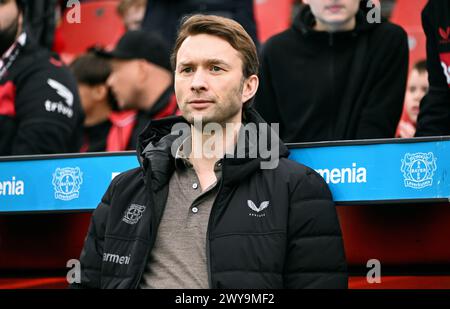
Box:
[73,108,347,289]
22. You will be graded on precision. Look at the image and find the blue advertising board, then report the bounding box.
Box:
[0,137,449,213]
[289,138,450,204]
[0,153,138,213]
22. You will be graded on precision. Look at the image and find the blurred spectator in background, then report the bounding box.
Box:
[70,51,136,152]
[255,0,408,143]
[99,30,179,150]
[396,60,428,138]
[415,0,450,136]
[141,0,259,50]
[21,0,58,50]
[0,0,83,156]
[117,0,147,31]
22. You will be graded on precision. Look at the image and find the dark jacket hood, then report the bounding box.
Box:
[136,107,289,190]
[293,0,383,37]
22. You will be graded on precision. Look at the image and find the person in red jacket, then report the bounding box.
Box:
[396,60,428,138]
[415,0,450,136]
[70,51,137,152]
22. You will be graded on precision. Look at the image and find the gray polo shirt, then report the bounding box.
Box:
[139,138,222,289]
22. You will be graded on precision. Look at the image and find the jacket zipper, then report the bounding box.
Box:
[206,158,225,288]
[133,173,161,288]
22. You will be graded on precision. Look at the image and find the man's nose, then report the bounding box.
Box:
[190,69,208,92]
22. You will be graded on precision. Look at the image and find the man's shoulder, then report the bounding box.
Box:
[14,44,74,84]
[110,167,143,190]
[262,28,299,53]
[367,21,407,41]
[259,158,333,202]
[273,158,330,192]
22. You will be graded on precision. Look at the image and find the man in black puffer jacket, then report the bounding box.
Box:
[72,14,347,289]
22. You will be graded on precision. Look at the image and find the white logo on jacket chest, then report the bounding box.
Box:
[247,200,269,218]
[122,204,146,225]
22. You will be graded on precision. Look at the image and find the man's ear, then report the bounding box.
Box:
[241,75,259,104]
[93,84,108,102]
[137,59,150,81]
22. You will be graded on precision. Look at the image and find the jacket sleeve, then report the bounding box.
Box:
[415,1,450,136]
[284,167,348,289]
[355,25,409,139]
[11,64,83,155]
[70,178,115,289]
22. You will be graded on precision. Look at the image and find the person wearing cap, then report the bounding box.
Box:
[70,51,137,152]
[101,30,179,150]
[0,0,84,156]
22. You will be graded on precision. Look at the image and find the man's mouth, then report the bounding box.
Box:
[326,5,345,13]
[188,99,214,109]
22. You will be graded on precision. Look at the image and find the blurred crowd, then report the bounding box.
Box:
[0,0,448,156]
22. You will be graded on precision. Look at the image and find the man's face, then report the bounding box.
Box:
[405,69,428,124]
[122,5,145,31]
[78,83,96,115]
[78,83,108,116]
[0,0,22,54]
[175,34,256,126]
[106,59,141,110]
[303,0,360,32]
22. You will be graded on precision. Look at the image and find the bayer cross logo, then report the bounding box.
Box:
[401,152,437,189]
[52,167,83,201]
[123,204,146,225]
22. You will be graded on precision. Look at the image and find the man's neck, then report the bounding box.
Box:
[84,102,111,127]
[189,122,242,190]
[314,17,356,32]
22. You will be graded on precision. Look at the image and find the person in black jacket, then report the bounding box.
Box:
[255,0,409,143]
[415,0,450,136]
[141,0,259,51]
[73,14,347,289]
[142,0,259,51]
[0,0,83,156]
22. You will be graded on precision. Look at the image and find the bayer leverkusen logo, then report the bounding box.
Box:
[401,152,437,189]
[52,167,83,201]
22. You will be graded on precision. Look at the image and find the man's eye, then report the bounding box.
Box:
[181,67,192,73]
[211,66,222,72]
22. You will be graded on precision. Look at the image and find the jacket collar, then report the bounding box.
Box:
[136,107,289,190]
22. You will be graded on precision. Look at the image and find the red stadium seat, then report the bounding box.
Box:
[55,0,125,63]
[254,0,295,43]
[390,0,427,69]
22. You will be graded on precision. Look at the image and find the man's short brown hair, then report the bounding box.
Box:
[171,14,259,78]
